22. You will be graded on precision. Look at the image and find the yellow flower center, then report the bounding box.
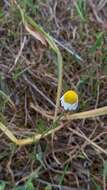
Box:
[64,90,78,104]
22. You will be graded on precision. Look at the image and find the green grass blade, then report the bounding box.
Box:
[0,90,15,110]
[90,32,104,53]
[75,0,86,21]
[59,164,69,185]
[18,5,63,121]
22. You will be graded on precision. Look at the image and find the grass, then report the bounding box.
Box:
[18,3,63,121]
[75,0,86,21]
[0,90,15,111]
[90,32,104,53]
[59,164,69,185]
[0,0,107,189]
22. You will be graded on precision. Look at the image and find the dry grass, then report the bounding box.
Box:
[0,0,107,189]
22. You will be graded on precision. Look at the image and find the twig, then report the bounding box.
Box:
[36,178,81,190]
[89,0,104,24]
[24,92,28,126]
[7,148,15,184]
[68,127,107,156]
[30,103,54,120]
[9,36,27,72]
[23,74,55,108]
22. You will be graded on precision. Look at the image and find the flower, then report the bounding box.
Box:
[60,90,78,111]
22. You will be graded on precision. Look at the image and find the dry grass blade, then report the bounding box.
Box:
[24,23,47,46]
[9,36,27,72]
[1,0,107,188]
[0,122,18,144]
[30,102,54,120]
[68,127,107,156]
[15,1,63,121]
[23,75,55,108]
[31,103,107,121]
[62,106,107,120]
[0,122,62,145]
[0,106,107,145]
[53,37,83,61]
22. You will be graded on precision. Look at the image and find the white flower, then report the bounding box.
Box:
[60,90,78,111]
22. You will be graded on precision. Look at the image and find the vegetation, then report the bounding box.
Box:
[0,0,107,189]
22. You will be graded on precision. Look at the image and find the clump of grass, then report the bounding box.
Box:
[1,0,107,189]
[14,0,63,121]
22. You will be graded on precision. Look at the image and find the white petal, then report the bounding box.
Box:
[68,102,78,111]
[60,96,78,111]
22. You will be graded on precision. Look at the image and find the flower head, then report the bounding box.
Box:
[60,90,78,111]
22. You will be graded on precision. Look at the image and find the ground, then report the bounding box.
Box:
[0,0,107,189]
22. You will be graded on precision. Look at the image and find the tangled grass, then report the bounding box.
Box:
[0,0,107,189]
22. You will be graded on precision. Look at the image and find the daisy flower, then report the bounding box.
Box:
[60,90,78,111]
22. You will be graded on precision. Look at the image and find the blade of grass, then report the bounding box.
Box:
[90,32,104,53]
[53,37,83,61]
[0,90,16,111]
[24,15,63,121]
[0,122,62,145]
[59,164,69,185]
[91,178,101,190]
[31,103,107,121]
[68,127,107,156]
[75,0,86,21]
[62,106,107,120]
[0,106,107,146]
[14,1,63,121]
[1,117,107,157]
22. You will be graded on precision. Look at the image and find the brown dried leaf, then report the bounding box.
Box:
[25,23,47,46]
